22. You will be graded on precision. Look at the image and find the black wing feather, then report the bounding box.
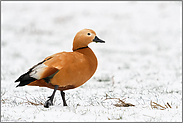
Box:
[15,56,53,87]
[15,60,47,87]
[15,71,37,87]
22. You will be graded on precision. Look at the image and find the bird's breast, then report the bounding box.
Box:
[50,47,97,88]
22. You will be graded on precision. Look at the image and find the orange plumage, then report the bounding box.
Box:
[15,29,105,108]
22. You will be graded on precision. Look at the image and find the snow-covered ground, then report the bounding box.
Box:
[1,1,182,122]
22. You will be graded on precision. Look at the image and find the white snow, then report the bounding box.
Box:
[1,1,182,122]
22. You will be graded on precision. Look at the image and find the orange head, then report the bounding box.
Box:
[72,29,105,51]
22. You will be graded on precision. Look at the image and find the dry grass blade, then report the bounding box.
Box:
[167,102,172,108]
[1,91,6,97]
[150,100,165,110]
[1,98,9,104]
[25,96,44,106]
[114,103,135,107]
[15,95,48,106]
[103,97,135,107]
[165,104,168,108]
[104,97,126,102]
[150,100,172,110]
[152,102,166,109]
[150,101,158,109]
[1,91,9,104]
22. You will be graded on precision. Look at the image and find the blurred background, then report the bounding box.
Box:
[2,1,181,88]
[1,1,182,121]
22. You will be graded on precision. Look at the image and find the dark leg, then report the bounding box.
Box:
[60,91,67,106]
[44,85,58,108]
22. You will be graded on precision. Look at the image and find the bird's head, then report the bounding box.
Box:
[73,29,105,51]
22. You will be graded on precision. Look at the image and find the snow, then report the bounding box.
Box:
[1,1,182,122]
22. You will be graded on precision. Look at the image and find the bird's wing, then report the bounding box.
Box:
[15,51,83,87]
[29,51,80,80]
[15,54,59,87]
[28,53,62,80]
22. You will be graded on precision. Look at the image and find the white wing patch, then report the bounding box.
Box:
[29,63,48,79]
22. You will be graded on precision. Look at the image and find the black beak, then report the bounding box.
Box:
[93,36,105,43]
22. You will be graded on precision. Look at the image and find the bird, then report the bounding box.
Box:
[15,29,105,108]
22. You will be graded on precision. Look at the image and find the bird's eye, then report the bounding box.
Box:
[87,33,91,36]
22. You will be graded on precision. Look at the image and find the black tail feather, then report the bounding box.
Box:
[15,72,37,87]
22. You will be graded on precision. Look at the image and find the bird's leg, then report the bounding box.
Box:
[60,91,67,106]
[44,85,59,108]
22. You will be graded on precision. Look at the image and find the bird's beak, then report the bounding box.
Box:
[93,36,105,43]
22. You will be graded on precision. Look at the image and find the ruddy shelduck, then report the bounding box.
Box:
[15,29,105,108]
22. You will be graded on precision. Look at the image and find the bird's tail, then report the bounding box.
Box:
[15,72,37,87]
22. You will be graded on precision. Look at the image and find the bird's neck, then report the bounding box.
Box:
[73,46,89,51]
